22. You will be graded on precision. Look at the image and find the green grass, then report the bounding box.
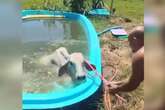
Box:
[21,0,69,10]
[90,0,144,32]
[113,0,144,22]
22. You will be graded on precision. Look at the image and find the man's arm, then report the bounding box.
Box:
[109,47,144,93]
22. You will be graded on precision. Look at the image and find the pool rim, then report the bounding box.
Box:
[22,10,102,110]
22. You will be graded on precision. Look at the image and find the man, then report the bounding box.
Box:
[109,26,144,93]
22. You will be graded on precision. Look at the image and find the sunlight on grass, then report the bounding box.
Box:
[113,0,144,22]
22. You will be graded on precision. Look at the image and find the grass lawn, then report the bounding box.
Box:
[112,0,144,22]
[90,0,144,32]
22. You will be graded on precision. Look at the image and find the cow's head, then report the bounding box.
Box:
[58,53,96,81]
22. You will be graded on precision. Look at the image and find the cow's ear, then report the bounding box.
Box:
[83,61,96,71]
[58,62,68,76]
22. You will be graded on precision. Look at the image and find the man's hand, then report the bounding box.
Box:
[107,81,125,94]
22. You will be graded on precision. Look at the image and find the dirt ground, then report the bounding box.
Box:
[100,18,144,110]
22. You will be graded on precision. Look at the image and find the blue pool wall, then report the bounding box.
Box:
[22,10,102,110]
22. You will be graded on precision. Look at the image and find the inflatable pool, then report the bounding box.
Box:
[22,10,102,110]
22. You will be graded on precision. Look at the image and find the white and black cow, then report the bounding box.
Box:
[40,47,96,81]
[59,52,96,81]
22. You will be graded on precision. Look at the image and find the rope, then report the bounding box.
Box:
[84,60,109,85]
[84,59,127,106]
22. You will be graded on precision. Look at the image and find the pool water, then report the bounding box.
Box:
[22,18,89,93]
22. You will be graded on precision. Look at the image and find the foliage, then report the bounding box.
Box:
[68,0,93,13]
[21,0,69,11]
[21,0,109,13]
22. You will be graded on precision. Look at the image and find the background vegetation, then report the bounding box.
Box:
[21,0,143,31]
